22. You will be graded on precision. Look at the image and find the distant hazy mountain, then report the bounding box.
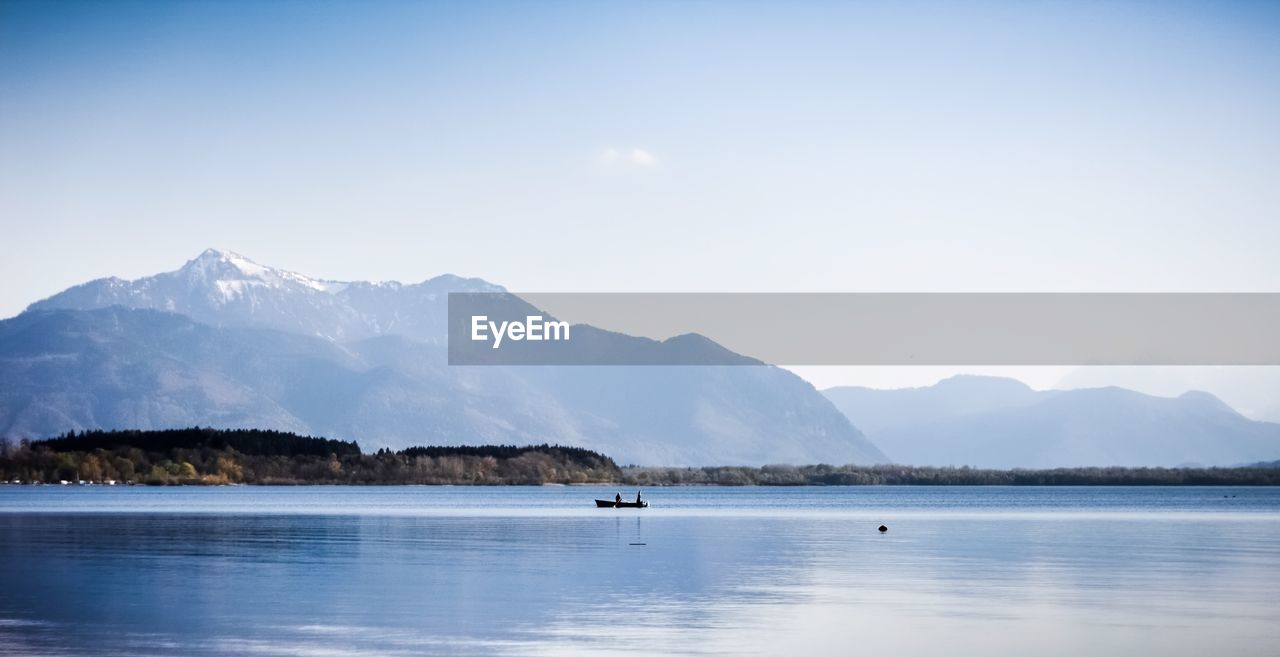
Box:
[824,375,1042,436]
[3,250,885,466]
[1055,366,1280,423]
[824,375,1280,468]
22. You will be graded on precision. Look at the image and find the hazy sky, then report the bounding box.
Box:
[2,1,1278,390]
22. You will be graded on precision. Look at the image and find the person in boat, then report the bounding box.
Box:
[615,492,622,506]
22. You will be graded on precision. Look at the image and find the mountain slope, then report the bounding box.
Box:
[0,308,319,437]
[824,376,1280,468]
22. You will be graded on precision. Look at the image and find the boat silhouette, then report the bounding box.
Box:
[595,499,648,508]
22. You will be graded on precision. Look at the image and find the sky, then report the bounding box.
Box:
[1,0,1278,392]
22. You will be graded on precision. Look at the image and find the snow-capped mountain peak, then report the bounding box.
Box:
[183,248,267,275]
[180,248,340,296]
[24,248,500,343]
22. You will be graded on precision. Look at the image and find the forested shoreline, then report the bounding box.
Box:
[1,428,1278,486]
[0,428,621,485]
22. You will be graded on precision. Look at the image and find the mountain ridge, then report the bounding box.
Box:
[824,375,1280,468]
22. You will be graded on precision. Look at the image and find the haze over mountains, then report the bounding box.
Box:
[824,376,1280,468]
[3,249,883,466]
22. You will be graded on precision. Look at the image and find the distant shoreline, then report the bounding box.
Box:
[621,464,1280,486]
[4,428,1278,486]
[4,479,1278,487]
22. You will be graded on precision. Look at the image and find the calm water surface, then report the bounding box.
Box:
[1,486,1277,656]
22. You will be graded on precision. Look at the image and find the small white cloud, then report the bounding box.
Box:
[628,148,658,167]
[596,146,659,169]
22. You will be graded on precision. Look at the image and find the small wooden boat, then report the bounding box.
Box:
[595,499,649,508]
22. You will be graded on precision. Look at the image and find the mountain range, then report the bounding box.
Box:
[2,249,883,466]
[6,249,1279,468]
[824,375,1280,468]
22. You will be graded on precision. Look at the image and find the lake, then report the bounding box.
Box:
[1,486,1278,656]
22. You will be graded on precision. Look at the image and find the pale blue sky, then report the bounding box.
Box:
[2,0,1278,324]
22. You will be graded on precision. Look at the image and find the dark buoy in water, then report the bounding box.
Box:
[878,525,888,533]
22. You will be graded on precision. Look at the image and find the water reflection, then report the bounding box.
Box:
[1,488,1278,656]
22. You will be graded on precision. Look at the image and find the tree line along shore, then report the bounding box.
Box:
[1,428,1277,486]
